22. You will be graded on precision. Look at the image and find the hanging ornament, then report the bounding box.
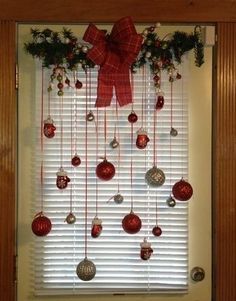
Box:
[31,212,52,236]
[43,116,56,138]
[136,128,150,149]
[86,110,95,122]
[128,111,138,123]
[166,195,176,207]
[140,238,153,260]
[44,82,55,138]
[170,127,178,137]
[109,137,119,149]
[122,210,142,234]
[145,166,165,187]
[91,216,103,238]
[152,225,162,237]
[76,257,96,281]
[176,72,182,80]
[96,158,115,181]
[65,212,76,224]
[75,79,83,89]
[113,193,124,204]
[71,154,81,167]
[155,91,165,110]
[56,167,70,189]
[172,178,193,201]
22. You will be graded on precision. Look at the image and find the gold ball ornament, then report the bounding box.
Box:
[65,212,76,224]
[113,193,124,204]
[76,257,96,281]
[145,166,165,187]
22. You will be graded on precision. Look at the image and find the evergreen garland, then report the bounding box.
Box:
[24,27,94,70]
[132,25,204,73]
[24,25,204,79]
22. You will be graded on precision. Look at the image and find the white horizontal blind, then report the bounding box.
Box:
[33,61,189,295]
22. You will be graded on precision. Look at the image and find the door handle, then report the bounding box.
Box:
[190,267,205,282]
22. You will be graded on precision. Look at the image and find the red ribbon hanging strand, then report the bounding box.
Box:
[83,16,143,107]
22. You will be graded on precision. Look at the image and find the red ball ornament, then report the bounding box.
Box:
[71,155,81,167]
[128,111,138,123]
[57,82,64,89]
[31,212,52,236]
[96,159,115,181]
[156,92,164,110]
[152,225,162,237]
[122,211,142,234]
[172,178,193,201]
[75,79,83,89]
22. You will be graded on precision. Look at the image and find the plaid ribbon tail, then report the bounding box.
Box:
[95,71,114,107]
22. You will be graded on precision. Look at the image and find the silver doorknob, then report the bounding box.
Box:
[190,267,205,282]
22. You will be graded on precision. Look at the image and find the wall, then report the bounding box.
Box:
[1,2,236,301]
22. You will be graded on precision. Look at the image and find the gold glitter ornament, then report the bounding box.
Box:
[145,166,165,187]
[76,257,96,281]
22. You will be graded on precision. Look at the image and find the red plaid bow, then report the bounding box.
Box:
[83,16,143,107]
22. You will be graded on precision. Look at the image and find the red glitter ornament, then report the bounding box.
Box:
[31,212,52,236]
[71,155,81,167]
[172,178,193,201]
[152,225,162,237]
[43,117,56,138]
[96,159,115,181]
[136,128,150,149]
[122,211,142,234]
[128,111,138,123]
[91,217,103,238]
[156,91,165,110]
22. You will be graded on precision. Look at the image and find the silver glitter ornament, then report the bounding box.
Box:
[114,193,124,204]
[166,196,176,207]
[86,110,95,122]
[65,212,76,224]
[145,166,165,187]
[76,257,96,281]
[110,137,119,149]
[170,127,178,137]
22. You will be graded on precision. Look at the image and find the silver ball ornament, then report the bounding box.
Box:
[86,111,95,122]
[65,212,76,224]
[166,196,176,207]
[82,46,88,53]
[145,166,165,187]
[170,127,178,137]
[110,137,119,149]
[145,51,152,58]
[76,257,96,281]
[114,193,124,204]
